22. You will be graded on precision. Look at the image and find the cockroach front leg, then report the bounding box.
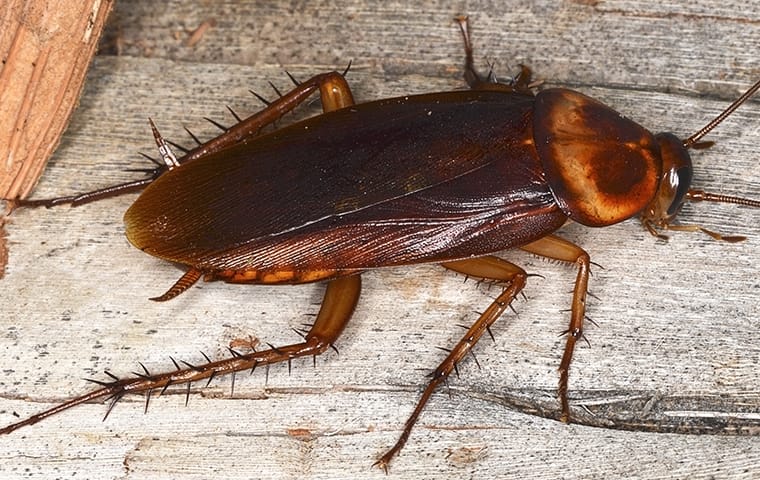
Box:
[11,70,355,209]
[0,274,360,435]
[374,256,528,471]
[520,234,591,422]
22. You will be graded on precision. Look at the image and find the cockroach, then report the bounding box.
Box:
[2,17,760,471]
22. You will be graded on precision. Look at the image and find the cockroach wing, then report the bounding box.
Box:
[199,152,566,273]
[125,91,548,271]
[533,88,661,227]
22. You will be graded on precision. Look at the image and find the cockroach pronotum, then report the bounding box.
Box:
[2,17,759,471]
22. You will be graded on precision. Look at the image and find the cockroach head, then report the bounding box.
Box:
[641,79,760,241]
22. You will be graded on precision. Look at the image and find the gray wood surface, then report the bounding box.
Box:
[2,1,759,478]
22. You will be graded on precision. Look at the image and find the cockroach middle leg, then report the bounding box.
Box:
[455,15,534,95]
[0,274,360,435]
[520,234,591,422]
[374,256,527,471]
[9,71,355,209]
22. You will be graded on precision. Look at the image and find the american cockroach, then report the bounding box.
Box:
[2,17,760,471]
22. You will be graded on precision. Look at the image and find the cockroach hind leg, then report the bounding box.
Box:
[374,256,527,471]
[0,275,360,437]
[148,118,181,170]
[6,68,359,212]
[5,171,159,209]
[183,126,203,145]
[166,139,190,154]
[203,116,228,132]
[226,105,243,123]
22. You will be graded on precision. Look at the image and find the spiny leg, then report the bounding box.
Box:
[150,71,356,302]
[374,256,527,471]
[519,234,590,422]
[11,71,355,209]
[0,274,361,435]
[454,15,534,94]
[198,70,355,150]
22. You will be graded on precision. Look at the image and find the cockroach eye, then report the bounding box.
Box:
[667,166,693,216]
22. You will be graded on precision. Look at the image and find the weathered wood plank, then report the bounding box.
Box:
[1,1,759,478]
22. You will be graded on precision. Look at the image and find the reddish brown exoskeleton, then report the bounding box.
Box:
[3,17,759,471]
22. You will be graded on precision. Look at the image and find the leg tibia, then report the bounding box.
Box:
[520,235,591,422]
[0,274,361,435]
[12,71,356,208]
[374,256,527,471]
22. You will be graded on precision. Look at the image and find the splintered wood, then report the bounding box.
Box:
[0,0,113,276]
[0,0,113,200]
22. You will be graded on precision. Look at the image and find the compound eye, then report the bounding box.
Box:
[667,166,693,216]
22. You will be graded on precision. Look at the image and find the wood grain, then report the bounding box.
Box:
[0,0,114,200]
[1,1,759,479]
[0,0,114,277]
